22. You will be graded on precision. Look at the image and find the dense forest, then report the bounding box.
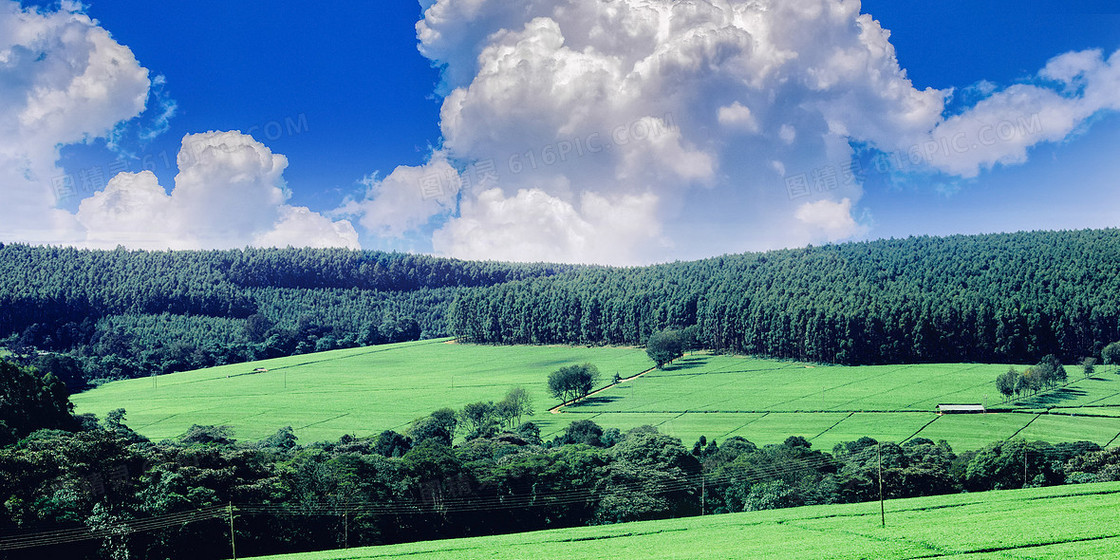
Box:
[0,245,572,387]
[450,229,1120,365]
[3,229,1120,390]
[0,361,1117,560]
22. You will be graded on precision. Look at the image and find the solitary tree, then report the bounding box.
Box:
[547,363,601,403]
[1081,357,1097,378]
[1103,342,1120,373]
[646,330,684,368]
[497,386,533,427]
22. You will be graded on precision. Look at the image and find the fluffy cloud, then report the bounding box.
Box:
[76,131,359,250]
[914,48,1120,178]
[0,0,150,243]
[794,198,868,243]
[338,152,462,239]
[432,188,660,264]
[384,0,950,263]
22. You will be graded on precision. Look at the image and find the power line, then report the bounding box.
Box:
[0,453,839,552]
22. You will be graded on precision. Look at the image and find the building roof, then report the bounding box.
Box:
[937,404,985,412]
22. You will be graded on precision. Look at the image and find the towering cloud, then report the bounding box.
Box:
[338,0,1120,264]
[350,0,949,263]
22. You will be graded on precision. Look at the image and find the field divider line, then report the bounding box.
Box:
[900,415,942,445]
[1105,427,1120,448]
[297,413,351,430]
[1005,413,1042,440]
[719,412,770,439]
[810,411,855,442]
[901,534,1120,559]
[1074,385,1120,407]
[167,339,449,387]
[766,365,912,411]
[655,412,689,430]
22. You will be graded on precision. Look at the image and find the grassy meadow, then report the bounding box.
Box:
[72,343,1120,450]
[241,481,1120,560]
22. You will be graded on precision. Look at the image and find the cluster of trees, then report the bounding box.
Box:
[449,229,1120,365]
[0,245,569,387]
[995,354,1068,401]
[456,387,535,440]
[2,365,1118,560]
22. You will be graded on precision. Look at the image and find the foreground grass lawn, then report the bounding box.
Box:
[241,482,1120,560]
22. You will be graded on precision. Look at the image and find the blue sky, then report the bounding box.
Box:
[2,1,1118,263]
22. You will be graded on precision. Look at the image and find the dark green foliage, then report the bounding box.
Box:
[407,408,458,446]
[1063,447,1120,483]
[0,245,571,382]
[962,439,1098,491]
[1081,357,1097,377]
[646,330,684,368]
[712,436,838,513]
[547,363,600,403]
[830,438,959,503]
[495,386,533,428]
[996,368,1018,400]
[1102,342,1120,371]
[0,361,74,445]
[460,401,499,440]
[0,401,1112,560]
[5,230,1120,378]
[373,430,413,458]
[551,419,607,448]
[594,430,701,523]
[179,424,235,446]
[449,229,1120,365]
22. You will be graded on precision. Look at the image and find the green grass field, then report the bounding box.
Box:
[71,340,653,442]
[72,343,1120,450]
[240,481,1120,560]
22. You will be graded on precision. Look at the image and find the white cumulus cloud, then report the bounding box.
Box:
[390,0,951,263]
[338,152,462,239]
[431,188,661,264]
[794,197,868,243]
[913,48,1120,178]
[0,0,151,243]
[76,131,359,250]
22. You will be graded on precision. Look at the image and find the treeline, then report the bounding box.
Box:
[0,245,571,387]
[5,229,1120,387]
[1,361,1118,560]
[450,229,1120,365]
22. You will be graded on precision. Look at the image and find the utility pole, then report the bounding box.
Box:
[228,502,237,560]
[878,443,885,528]
[1023,449,1028,488]
[700,476,706,516]
[343,512,349,549]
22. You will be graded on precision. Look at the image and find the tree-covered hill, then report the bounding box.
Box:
[3,229,1120,387]
[449,229,1120,365]
[0,245,573,386]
